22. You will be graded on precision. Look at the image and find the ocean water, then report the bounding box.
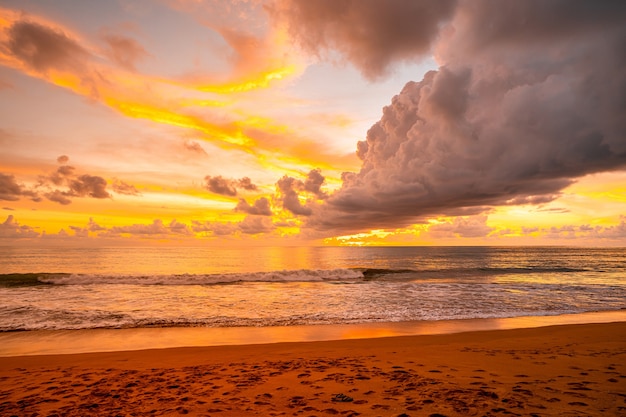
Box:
[0,246,625,332]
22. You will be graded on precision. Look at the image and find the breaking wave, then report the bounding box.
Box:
[0,266,591,287]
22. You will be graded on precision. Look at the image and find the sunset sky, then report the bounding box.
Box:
[1,0,625,246]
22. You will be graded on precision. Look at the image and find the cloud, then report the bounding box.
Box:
[269,0,457,80]
[204,175,258,196]
[523,216,626,241]
[56,155,69,164]
[237,177,258,191]
[105,219,190,236]
[437,1,626,61]
[0,173,28,201]
[45,190,72,205]
[6,20,89,72]
[303,0,626,233]
[184,140,208,155]
[69,225,89,238]
[102,34,149,71]
[303,168,327,199]
[167,219,192,235]
[236,197,272,216]
[238,215,274,235]
[0,173,39,202]
[67,175,110,199]
[274,169,330,216]
[0,215,39,238]
[427,215,493,238]
[35,161,113,204]
[276,175,312,216]
[191,220,238,236]
[204,175,237,196]
[48,165,75,186]
[112,179,141,196]
[87,218,106,232]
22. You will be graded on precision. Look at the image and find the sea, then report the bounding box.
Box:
[1,246,625,333]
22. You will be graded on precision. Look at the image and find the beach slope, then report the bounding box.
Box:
[1,322,625,416]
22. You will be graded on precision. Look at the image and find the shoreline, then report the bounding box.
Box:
[1,309,625,357]
[1,321,625,416]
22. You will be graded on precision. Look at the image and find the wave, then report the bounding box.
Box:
[0,269,365,287]
[0,266,592,287]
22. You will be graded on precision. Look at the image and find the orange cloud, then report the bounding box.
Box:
[0,6,341,181]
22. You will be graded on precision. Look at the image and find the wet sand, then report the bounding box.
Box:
[1,321,625,416]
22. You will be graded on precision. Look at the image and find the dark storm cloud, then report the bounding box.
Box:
[442,0,626,56]
[297,0,626,233]
[270,0,457,80]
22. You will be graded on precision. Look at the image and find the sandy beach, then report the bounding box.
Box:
[1,321,625,416]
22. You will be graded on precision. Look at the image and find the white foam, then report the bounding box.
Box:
[37,268,365,286]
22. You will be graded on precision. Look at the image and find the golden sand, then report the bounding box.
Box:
[1,322,625,416]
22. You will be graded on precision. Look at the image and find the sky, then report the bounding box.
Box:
[0,0,625,246]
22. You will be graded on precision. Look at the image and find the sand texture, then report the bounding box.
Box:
[1,322,625,416]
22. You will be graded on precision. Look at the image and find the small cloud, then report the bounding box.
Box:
[303,168,327,199]
[184,140,208,155]
[191,220,238,236]
[45,190,72,205]
[57,155,69,164]
[112,179,141,196]
[275,170,327,216]
[87,218,106,232]
[0,173,25,201]
[48,165,75,185]
[238,215,274,235]
[205,175,237,196]
[428,215,493,238]
[168,219,192,235]
[204,175,259,197]
[237,177,258,191]
[0,215,39,238]
[0,173,39,202]
[67,175,110,199]
[236,197,272,216]
[102,34,150,71]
